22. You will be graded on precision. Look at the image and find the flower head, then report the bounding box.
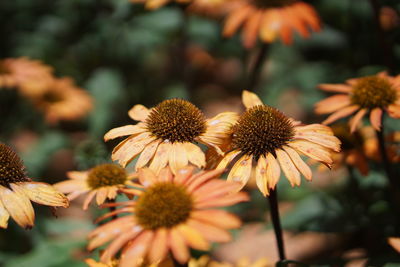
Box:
[315,72,400,132]
[88,167,248,266]
[0,57,53,90]
[105,99,237,174]
[0,143,68,229]
[216,91,340,196]
[54,163,137,210]
[222,0,321,48]
[24,77,93,124]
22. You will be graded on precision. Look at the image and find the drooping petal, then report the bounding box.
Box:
[149,143,170,175]
[317,84,352,93]
[15,182,69,208]
[169,228,190,264]
[53,179,88,193]
[119,231,153,267]
[314,95,351,114]
[242,10,263,48]
[276,149,301,187]
[148,228,168,264]
[188,219,231,243]
[216,150,241,170]
[322,105,359,125]
[0,185,34,229]
[266,153,281,190]
[0,200,10,228]
[294,131,341,152]
[128,104,150,122]
[104,124,146,141]
[242,90,264,109]
[83,191,97,210]
[191,210,241,229]
[288,140,333,168]
[178,224,210,251]
[67,171,88,180]
[255,155,269,196]
[169,143,189,175]
[112,132,154,167]
[135,139,160,170]
[349,108,367,133]
[370,108,383,131]
[184,143,205,168]
[283,146,312,181]
[223,4,252,37]
[227,154,252,191]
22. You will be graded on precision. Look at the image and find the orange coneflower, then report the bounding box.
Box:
[85,258,173,267]
[216,90,341,196]
[189,255,271,267]
[222,0,321,48]
[0,57,53,90]
[104,99,237,174]
[24,77,93,124]
[130,0,191,10]
[187,0,232,18]
[315,72,400,132]
[0,143,68,229]
[88,167,248,266]
[54,163,138,210]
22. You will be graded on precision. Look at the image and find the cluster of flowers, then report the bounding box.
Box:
[0,57,92,124]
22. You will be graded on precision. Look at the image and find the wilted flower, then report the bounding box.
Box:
[88,167,248,266]
[216,91,341,196]
[105,99,237,174]
[0,143,68,229]
[222,0,321,48]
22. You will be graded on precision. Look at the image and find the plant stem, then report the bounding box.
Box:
[246,44,269,92]
[172,257,188,267]
[268,188,286,261]
[368,0,394,73]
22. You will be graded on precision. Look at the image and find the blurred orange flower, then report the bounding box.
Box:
[54,163,138,210]
[315,71,400,132]
[88,167,248,266]
[85,258,173,267]
[187,0,231,18]
[130,0,191,10]
[25,77,93,124]
[0,143,68,229]
[0,57,53,90]
[222,0,321,48]
[216,91,340,196]
[104,99,237,174]
[189,255,271,267]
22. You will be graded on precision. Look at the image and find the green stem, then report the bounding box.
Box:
[268,188,286,261]
[246,44,269,92]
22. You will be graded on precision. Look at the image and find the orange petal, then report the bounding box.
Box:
[242,10,263,48]
[0,185,34,229]
[266,153,281,190]
[255,155,269,196]
[178,224,210,250]
[128,104,150,121]
[294,131,341,152]
[67,171,88,180]
[148,228,168,263]
[317,83,352,93]
[104,124,146,141]
[191,210,241,229]
[223,4,252,37]
[289,140,333,168]
[314,95,351,114]
[276,149,301,187]
[119,231,153,267]
[188,219,231,242]
[138,168,157,187]
[322,105,359,125]
[83,191,97,210]
[112,132,153,167]
[169,228,190,264]
[388,104,400,118]
[370,108,382,131]
[388,237,400,253]
[283,146,312,181]
[242,90,264,109]
[53,179,87,193]
[349,108,367,133]
[215,150,241,170]
[227,154,252,191]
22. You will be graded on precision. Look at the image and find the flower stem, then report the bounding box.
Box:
[368,0,394,73]
[246,44,269,92]
[268,188,286,261]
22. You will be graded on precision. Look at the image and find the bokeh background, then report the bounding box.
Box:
[1,0,400,266]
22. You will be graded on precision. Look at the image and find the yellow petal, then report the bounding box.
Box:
[149,143,170,175]
[16,182,69,208]
[0,185,34,229]
[255,155,269,196]
[148,228,168,263]
[184,143,205,168]
[276,149,301,187]
[112,132,153,167]
[227,154,252,190]
[135,139,160,170]
[242,90,263,109]
[128,104,150,121]
[0,200,10,228]
[266,153,281,190]
[169,228,190,264]
[283,146,312,181]
[178,224,210,250]
[169,143,188,175]
[104,124,146,141]
[216,150,241,170]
